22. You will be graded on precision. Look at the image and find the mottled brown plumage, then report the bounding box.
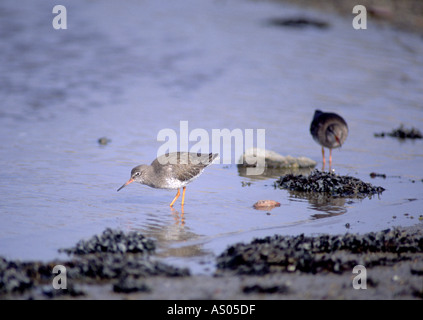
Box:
[310,110,348,166]
[117,152,218,207]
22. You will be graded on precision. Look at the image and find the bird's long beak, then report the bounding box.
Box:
[335,135,341,146]
[117,178,134,192]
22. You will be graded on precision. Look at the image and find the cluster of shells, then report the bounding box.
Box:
[0,229,189,297]
[274,170,385,199]
[60,228,156,255]
[216,228,423,275]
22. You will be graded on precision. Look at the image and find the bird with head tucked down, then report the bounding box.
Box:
[310,109,348,167]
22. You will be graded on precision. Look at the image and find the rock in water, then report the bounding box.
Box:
[239,148,316,169]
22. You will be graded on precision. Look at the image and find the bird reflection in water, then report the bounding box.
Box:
[287,190,349,219]
[171,207,185,227]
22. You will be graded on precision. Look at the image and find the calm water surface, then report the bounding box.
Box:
[0,0,422,274]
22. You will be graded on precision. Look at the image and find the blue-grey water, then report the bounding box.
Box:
[1,0,422,274]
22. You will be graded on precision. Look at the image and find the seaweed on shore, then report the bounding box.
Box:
[374,125,422,139]
[60,228,156,255]
[274,170,385,198]
[1,229,189,297]
[217,228,423,275]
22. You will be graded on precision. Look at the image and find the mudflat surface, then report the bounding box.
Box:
[273,0,423,35]
[1,0,422,300]
[1,224,422,300]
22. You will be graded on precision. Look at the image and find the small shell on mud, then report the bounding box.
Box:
[253,200,281,210]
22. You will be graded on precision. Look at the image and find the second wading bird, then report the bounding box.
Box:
[310,109,348,167]
[117,152,218,207]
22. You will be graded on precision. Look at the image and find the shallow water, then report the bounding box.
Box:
[0,0,422,274]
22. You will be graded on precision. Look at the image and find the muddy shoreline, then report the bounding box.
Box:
[1,224,422,300]
[3,171,421,300]
[1,0,422,301]
[270,0,423,35]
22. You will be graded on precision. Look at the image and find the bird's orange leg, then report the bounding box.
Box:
[181,186,186,207]
[329,148,333,167]
[169,188,180,207]
[321,146,326,169]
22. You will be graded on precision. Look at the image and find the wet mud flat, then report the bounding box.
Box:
[1,163,420,300]
[271,0,423,35]
[0,229,190,298]
[1,225,422,300]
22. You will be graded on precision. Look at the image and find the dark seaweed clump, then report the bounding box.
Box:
[0,253,189,296]
[1,229,189,297]
[216,228,423,275]
[60,228,156,255]
[58,229,189,281]
[65,254,189,281]
[266,17,329,29]
[0,258,35,294]
[0,258,71,296]
[113,276,151,293]
[374,125,422,139]
[243,284,290,294]
[274,170,384,198]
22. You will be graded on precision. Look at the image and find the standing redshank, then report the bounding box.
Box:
[310,109,348,166]
[117,152,218,207]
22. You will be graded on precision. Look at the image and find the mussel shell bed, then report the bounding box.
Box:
[217,227,423,275]
[274,170,385,198]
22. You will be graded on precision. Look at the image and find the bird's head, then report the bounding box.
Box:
[327,125,345,147]
[117,165,149,192]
